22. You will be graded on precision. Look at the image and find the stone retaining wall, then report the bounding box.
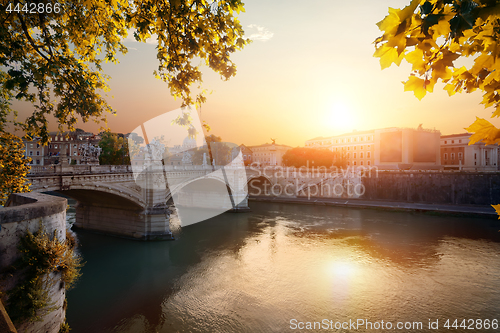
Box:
[0,192,67,333]
[361,171,500,205]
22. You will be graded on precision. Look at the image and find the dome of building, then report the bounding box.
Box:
[182,136,197,148]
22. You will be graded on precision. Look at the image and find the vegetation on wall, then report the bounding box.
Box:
[3,229,83,324]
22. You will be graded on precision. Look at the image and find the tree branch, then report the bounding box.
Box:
[16,12,51,63]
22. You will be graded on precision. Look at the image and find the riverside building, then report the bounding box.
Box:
[305,127,442,170]
[247,143,292,166]
[441,133,499,171]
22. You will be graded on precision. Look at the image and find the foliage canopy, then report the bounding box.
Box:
[374,0,500,145]
[0,131,31,205]
[98,131,130,165]
[0,0,249,143]
[282,147,346,168]
[375,0,500,216]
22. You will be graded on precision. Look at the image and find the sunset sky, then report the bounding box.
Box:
[13,0,500,147]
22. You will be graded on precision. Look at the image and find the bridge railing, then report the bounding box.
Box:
[29,165,56,173]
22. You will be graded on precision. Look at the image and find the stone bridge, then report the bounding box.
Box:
[27,164,362,240]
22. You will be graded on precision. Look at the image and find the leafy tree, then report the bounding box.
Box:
[99,131,130,165]
[1,0,248,200]
[374,0,500,143]
[205,134,234,165]
[0,132,31,205]
[192,147,212,165]
[0,0,249,143]
[374,0,500,214]
[282,147,344,168]
[0,71,31,205]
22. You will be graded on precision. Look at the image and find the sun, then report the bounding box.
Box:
[327,102,355,131]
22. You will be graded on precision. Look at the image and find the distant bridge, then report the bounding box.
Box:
[27,164,354,240]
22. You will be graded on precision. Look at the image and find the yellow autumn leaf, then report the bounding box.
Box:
[465,117,500,145]
[405,48,425,72]
[404,76,427,100]
[492,204,500,219]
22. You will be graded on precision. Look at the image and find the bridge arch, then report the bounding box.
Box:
[247,175,274,196]
[31,183,147,209]
[165,176,237,203]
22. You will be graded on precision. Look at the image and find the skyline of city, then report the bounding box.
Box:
[9,0,500,147]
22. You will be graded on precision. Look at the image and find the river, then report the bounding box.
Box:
[66,201,500,332]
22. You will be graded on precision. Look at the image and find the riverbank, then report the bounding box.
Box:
[249,196,498,219]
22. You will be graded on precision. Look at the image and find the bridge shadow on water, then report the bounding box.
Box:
[66,201,500,333]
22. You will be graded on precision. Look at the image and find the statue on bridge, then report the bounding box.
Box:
[78,143,101,165]
[144,139,166,168]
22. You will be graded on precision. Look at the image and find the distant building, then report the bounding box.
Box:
[441,133,498,171]
[24,131,100,165]
[306,130,375,167]
[246,143,292,166]
[23,137,45,166]
[305,127,442,170]
[233,144,253,165]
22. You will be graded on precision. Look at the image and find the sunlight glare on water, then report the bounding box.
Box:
[66,202,500,333]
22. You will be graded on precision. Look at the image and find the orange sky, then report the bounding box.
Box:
[11,0,500,147]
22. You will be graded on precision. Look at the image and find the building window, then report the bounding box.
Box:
[347,161,350,165]
[360,152,364,158]
[474,153,477,159]
[354,146,357,150]
[49,144,52,149]
[367,152,371,158]
[452,140,454,143]
[55,145,58,149]
[353,153,357,158]
[361,137,364,141]
[347,153,350,158]
[361,146,363,149]
[367,161,371,165]
[36,151,40,156]
[353,161,357,165]
[36,144,40,148]
[360,161,364,166]
[459,139,462,143]
[73,152,77,156]
[458,152,463,159]
[29,144,33,148]
[348,147,350,150]
[444,140,447,144]
[36,159,40,165]
[451,153,455,160]
[29,151,33,156]
[475,162,477,165]
[444,153,447,160]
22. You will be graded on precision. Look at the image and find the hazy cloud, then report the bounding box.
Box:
[247,24,274,42]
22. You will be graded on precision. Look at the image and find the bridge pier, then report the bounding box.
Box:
[74,203,173,241]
